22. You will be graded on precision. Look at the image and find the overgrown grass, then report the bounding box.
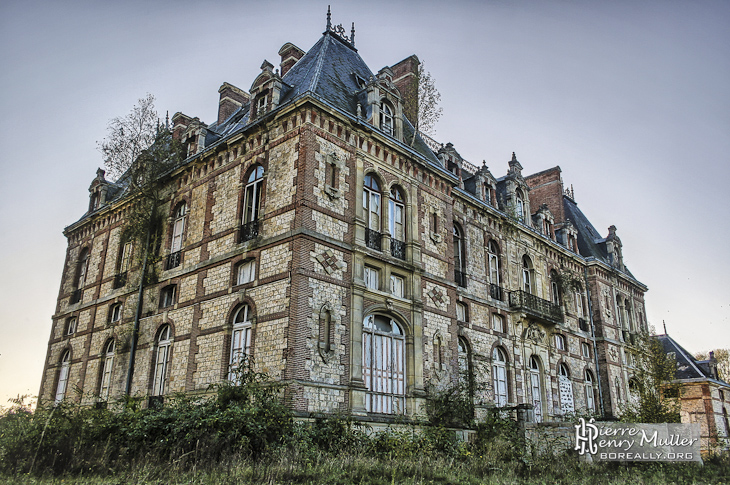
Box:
[2,369,728,484]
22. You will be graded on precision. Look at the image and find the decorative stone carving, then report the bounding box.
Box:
[315,249,345,275]
[525,323,546,345]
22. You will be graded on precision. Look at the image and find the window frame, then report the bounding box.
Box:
[529,356,543,423]
[55,350,71,404]
[388,187,405,242]
[362,314,405,414]
[152,325,172,396]
[364,266,379,291]
[66,317,77,336]
[109,302,123,324]
[492,313,505,333]
[363,174,382,232]
[171,202,187,253]
[236,259,256,285]
[492,347,508,407]
[390,274,404,298]
[159,285,177,309]
[99,340,115,401]
[229,304,253,383]
[243,165,265,225]
[554,333,567,351]
[380,101,394,136]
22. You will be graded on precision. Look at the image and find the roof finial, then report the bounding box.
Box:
[326,5,332,31]
[511,152,517,162]
[351,22,356,47]
[165,111,170,130]
[663,320,667,334]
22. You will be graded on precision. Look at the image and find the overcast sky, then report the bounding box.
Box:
[1,0,728,406]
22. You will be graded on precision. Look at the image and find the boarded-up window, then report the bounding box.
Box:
[559,364,575,414]
[363,315,405,414]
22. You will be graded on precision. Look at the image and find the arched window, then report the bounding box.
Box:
[363,174,382,250]
[362,314,405,414]
[515,189,525,222]
[99,340,115,401]
[628,378,640,405]
[152,325,172,396]
[529,356,543,422]
[76,247,90,290]
[380,102,393,136]
[558,363,575,414]
[550,270,561,306]
[521,255,533,294]
[453,224,466,287]
[492,347,508,407]
[487,241,500,286]
[614,377,622,405]
[458,337,471,376]
[171,202,187,253]
[585,370,596,412]
[55,350,71,404]
[243,166,264,225]
[229,305,253,383]
[487,240,501,300]
[389,187,405,259]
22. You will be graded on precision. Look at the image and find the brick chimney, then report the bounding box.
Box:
[278,42,305,77]
[217,82,250,125]
[390,55,420,124]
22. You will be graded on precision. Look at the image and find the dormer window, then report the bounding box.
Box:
[380,102,393,136]
[256,94,268,116]
[89,193,100,212]
[515,189,525,222]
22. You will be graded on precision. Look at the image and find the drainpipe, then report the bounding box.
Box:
[125,225,151,396]
[584,268,605,417]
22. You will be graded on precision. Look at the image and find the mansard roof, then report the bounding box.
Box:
[562,196,637,280]
[655,334,730,387]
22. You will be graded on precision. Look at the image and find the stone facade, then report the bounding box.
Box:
[40,16,650,425]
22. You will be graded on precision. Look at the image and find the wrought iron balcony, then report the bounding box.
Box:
[240,220,259,243]
[365,228,381,251]
[509,290,563,325]
[70,289,82,304]
[166,251,182,270]
[391,239,406,260]
[113,272,127,289]
[455,270,467,288]
[489,284,504,301]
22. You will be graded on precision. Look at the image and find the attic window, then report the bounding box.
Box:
[380,102,393,136]
[256,94,268,116]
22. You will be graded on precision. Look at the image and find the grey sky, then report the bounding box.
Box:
[1,0,728,405]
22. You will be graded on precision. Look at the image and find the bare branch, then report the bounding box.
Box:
[97,93,158,180]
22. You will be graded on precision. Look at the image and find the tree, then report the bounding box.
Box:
[97,95,184,395]
[694,348,729,382]
[98,93,159,181]
[402,61,443,147]
[620,334,681,423]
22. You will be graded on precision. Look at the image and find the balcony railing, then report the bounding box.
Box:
[391,239,406,260]
[166,251,181,270]
[240,220,259,243]
[489,284,504,301]
[365,228,381,251]
[455,270,467,288]
[113,272,127,289]
[70,289,82,304]
[509,290,563,325]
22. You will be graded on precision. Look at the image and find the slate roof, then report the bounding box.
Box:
[656,334,729,386]
[563,195,637,279]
